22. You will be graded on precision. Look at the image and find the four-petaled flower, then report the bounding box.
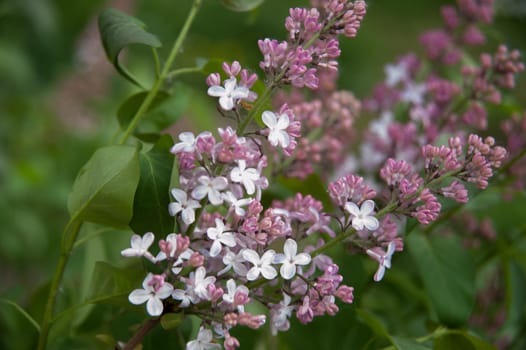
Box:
[273,238,312,280]
[190,266,216,300]
[242,249,277,281]
[262,111,290,148]
[186,327,221,350]
[206,218,236,257]
[191,175,228,205]
[218,249,249,276]
[121,232,156,263]
[169,188,201,225]
[366,241,396,282]
[344,199,380,231]
[222,278,249,309]
[223,191,252,216]
[171,132,197,154]
[207,77,249,111]
[128,273,173,316]
[230,160,260,195]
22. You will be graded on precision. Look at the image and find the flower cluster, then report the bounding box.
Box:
[115,0,522,349]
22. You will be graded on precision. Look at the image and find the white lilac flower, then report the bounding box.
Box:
[171,132,197,154]
[207,77,249,111]
[218,249,248,276]
[128,273,173,316]
[191,175,228,205]
[230,160,260,195]
[222,279,249,308]
[366,241,396,282]
[273,239,312,280]
[242,249,277,281]
[400,82,426,105]
[172,285,198,308]
[171,248,193,275]
[121,232,156,263]
[270,293,294,335]
[186,326,221,350]
[206,218,236,257]
[223,191,252,216]
[155,233,177,261]
[169,188,201,225]
[384,62,408,87]
[262,110,291,148]
[190,266,216,300]
[344,199,380,231]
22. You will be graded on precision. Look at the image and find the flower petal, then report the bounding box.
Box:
[191,185,208,200]
[168,202,182,216]
[207,85,226,97]
[361,200,376,215]
[246,267,260,281]
[128,289,150,305]
[171,188,187,203]
[242,249,259,265]
[146,297,164,316]
[261,265,278,280]
[181,208,196,225]
[209,240,222,257]
[344,202,360,216]
[262,111,277,128]
[363,216,379,231]
[283,239,298,259]
[280,262,296,280]
[293,253,311,266]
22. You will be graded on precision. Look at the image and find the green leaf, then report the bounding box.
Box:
[98,8,161,86]
[0,298,40,333]
[86,261,144,306]
[407,234,476,327]
[130,135,175,235]
[219,0,265,12]
[118,91,170,131]
[392,337,431,350]
[272,174,334,211]
[434,332,497,350]
[356,309,391,340]
[67,145,140,227]
[160,313,184,330]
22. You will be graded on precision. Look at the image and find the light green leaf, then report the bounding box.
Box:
[98,8,161,86]
[219,0,265,12]
[67,145,140,228]
[130,135,175,235]
[407,234,476,327]
[117,91,170,131]
[0,298,40,333]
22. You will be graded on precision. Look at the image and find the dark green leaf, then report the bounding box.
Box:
[434,332,497,350]
[86,261,144,306]
[219,0,265,12]
[272,174,334,211]
[98,8,161,86]
[392,337,431,350]
[67,145,140,227]
[356,309,391,340]
[160,313,184,330]
[130,135,175,235]
[407,234,476,327]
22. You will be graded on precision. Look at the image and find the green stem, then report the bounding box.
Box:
[123,318,160,350]
[117,0,203,145]
[37,219,83,350]
[166,66,202,80]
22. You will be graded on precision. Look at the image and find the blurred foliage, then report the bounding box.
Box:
[1,0,525,349]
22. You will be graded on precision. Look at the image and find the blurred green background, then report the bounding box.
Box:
[1,0,525,349]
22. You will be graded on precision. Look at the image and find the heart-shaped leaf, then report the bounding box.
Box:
[67,145,140,228]
[407,234,476,327]
[98,8,161,86]
[130,135,175,235]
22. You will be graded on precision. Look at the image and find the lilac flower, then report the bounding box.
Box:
[171,132,197,154]
[218,249,248,276]
[186,327,221,350]
[207,77,249,111]
[222,279,249,310]
[262,111,291,148]
[223,191,251,216]
[273,239,311,280]
[191,175,228,205]
[230,160,260,195]
[206,218,236,257]
[400,82,426,105]
[242,249,277,281]
[270,293,294,335]
[366,241,396,282]
[171,285,198,308]
[121,232,156,263]
[128,273,173,316]
[384,62,408,87]
[169,188,201,225]
[344,200,380,231]
[190,266,216,300]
